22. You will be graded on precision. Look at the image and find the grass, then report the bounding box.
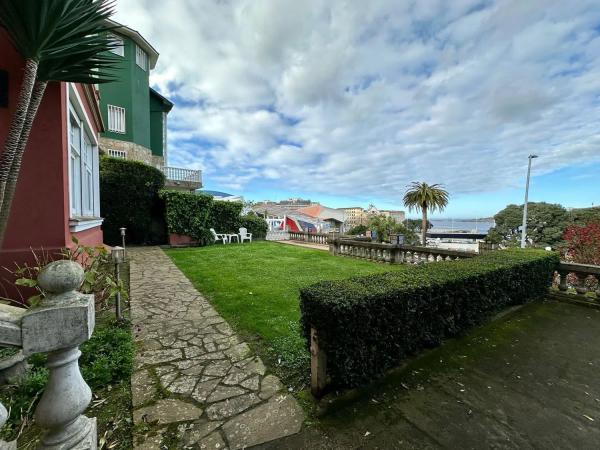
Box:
[165,241,409,387]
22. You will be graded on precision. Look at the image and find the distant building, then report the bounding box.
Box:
[381,210,406,223]
[200,190,243,203]
[298,205,346,232]
[338,207,367,226]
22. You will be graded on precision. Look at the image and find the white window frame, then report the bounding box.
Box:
[108,33,124,56]
[107,149,127,159]
[67,84,102,229]
[107,104,126,133]
[135,44,148,70]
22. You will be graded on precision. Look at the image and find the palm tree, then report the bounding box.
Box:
[403,182,449,246]
[0,0,117,246]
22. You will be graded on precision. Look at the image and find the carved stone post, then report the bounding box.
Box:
[575,274,588,295]
[558,272,568,292]
[21,260,96,450]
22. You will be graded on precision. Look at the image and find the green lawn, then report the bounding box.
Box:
[165,241,408,387]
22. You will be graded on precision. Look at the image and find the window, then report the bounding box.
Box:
[108,33,124,56]
[68,107,98,218]
[136,45,148,70]
[108,149,127,159]
[107,105,126,133]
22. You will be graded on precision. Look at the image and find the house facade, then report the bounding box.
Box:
[0,29,105,283]
[97,20,201,191]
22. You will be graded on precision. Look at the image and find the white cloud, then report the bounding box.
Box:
[114,0,600,201]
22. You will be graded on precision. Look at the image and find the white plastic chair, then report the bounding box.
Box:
[238,227,252,243]
[210,228,229,244]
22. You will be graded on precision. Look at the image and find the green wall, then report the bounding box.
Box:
[149,93,166,157]
[99,33,151,149]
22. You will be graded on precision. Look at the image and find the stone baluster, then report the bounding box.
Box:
[21,260,97,449]
[575,274,588,295]
[558,271,568,292]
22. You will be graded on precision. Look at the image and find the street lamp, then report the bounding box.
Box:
[520,154,538,249]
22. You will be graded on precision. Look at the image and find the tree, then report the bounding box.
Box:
[368,215,418,244]
[348,224,368,235]
[403,182,449,246]
[404,218,432,232]
[0,0,117,247]
[488,202,568,247]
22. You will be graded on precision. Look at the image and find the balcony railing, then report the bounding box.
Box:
[160,166,202,184]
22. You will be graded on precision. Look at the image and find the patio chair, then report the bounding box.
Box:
[210,228,229,244]
[238,227,252,243]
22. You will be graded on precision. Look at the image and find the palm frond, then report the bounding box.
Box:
[403,181,449,212]
[0,0,118,83]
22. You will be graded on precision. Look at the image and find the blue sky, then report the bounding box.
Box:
[115,0,600,218]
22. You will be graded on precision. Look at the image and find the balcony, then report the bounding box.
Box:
[160,166,203,192]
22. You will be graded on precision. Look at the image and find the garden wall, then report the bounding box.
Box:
[300,249,559,392]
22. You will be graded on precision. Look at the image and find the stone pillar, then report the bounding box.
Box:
[21,260,97,450]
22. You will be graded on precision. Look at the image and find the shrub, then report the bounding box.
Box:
[562,222,600,264]
[160,190,214,243]
[100,157,166,245]
[160,191,269,243]
[209,201,244,233]
[240,213,268,239]
[299,249,559,388]
[348,224,368,235]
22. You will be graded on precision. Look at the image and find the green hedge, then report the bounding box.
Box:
[160,190,268,244]
[100,157,166,245]
[299,249,559,388]
[241,214,268,239]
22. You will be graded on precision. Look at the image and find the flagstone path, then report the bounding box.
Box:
[129,247,303,449]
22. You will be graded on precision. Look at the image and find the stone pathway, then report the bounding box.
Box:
[129,247,303,449]
[275,241,329,251]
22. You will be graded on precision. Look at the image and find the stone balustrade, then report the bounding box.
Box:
[554,262,600,303]
[329,238,476,264]
[288,231,331,245]
[266,230,290,241]
[0,260,96,449]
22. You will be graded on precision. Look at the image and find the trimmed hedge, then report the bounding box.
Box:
[241,213,268,239]
[299,249,559,388]
[100,157,166,245]
[160,190,268,244]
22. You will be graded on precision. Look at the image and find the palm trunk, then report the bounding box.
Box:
[0,60,38,213]
[0,61,44,248]
[421,206,428,246]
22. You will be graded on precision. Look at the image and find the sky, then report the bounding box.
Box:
[114,0,600,219]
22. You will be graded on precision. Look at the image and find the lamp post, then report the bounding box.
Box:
[520,154,538,249]
[111,246,125,320]
[120,227,127,259]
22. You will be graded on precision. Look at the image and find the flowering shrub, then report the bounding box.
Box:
[562,222,600,265]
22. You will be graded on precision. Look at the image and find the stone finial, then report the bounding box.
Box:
[37,260,84,294]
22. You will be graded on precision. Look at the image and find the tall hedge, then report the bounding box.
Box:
[100,157,166,245]
[160,190,267,244]
[300,249,559,388]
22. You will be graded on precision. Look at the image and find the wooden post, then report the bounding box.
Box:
[310,327,327,397]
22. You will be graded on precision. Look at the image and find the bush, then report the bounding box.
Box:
[100,157,166,245]
[348,224,368,235]
[562,222,600,265]
[160,190,214,243]
[160,191,269,243]
[299,249,559,388]
[209,201,244,234]
[240,213,268,239]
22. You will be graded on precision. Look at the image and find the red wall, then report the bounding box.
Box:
[0,30,104,300]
